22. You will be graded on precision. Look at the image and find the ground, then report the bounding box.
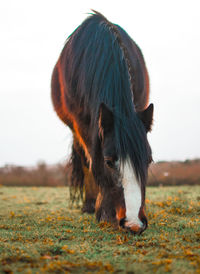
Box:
[0,186,200,273]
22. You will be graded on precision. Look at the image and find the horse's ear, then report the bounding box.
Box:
[138,103,154,132]
[98,103,114,139]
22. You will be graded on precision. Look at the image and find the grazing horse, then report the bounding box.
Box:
[51,11,153,234]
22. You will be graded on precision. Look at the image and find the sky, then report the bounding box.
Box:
[0,0,200,166]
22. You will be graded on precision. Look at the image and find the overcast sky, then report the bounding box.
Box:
[0,0,200,166]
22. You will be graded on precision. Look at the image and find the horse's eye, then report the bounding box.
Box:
[105,159,114,168]
[104,156,119,169]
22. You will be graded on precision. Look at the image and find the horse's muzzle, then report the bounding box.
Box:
[119,215,148,235]
[116,206,148,235]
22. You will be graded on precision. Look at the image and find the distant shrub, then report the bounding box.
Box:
[0,162,71,187]
[1,159,200,187]
[148,159,200,186]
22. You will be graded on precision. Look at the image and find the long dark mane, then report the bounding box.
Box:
[60,11,151,185]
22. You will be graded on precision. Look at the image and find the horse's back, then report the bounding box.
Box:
[115,25,149,111]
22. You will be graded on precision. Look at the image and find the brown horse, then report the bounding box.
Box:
[51,11,153,234]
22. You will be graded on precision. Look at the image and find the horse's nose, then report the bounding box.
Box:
[119,216,148,235]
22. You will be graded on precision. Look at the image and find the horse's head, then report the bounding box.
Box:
[93,103,153,234]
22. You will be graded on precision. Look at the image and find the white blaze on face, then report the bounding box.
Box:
[121,160,143,228]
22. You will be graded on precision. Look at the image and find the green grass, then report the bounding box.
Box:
[0,186,200,273]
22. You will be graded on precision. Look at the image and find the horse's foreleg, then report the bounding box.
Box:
[72,138,98,213]
[70,143,84,202]
[82,166,99,213]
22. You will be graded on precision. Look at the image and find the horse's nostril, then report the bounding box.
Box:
[135,218,148,235]
[141,216,148,231]
[119,217,126,227]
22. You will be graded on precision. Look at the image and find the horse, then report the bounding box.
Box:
[51,11,153,234]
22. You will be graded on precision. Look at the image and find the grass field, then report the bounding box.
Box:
[0,186,200,273]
